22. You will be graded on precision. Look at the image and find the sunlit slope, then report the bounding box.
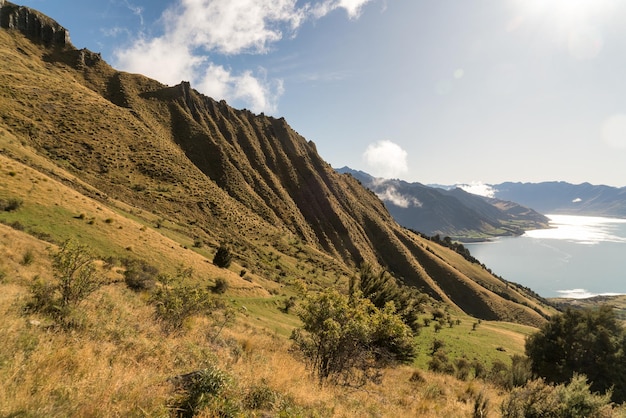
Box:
[0,16,554,324]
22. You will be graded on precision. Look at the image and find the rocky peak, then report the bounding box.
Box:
[0,1,71,47]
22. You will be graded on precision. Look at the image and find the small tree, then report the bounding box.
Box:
[152,282,215,333]
[27,240,103,328]
[525,305,626,403]
[53,240,103,308]
[291,289,416,386]
[213,243,232,268]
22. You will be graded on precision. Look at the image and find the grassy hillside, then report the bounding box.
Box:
[0,19,556,325]
[0,3,593,416]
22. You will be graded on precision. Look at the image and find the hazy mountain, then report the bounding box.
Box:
[491,182,626,218]
[337,167,549,241]
[0,1,552,325]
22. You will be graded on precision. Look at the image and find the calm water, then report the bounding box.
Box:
[465,215,626,298]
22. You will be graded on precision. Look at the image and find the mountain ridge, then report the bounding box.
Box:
[0,2,552,325]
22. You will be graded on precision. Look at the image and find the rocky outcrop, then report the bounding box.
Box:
[0,1,70,46]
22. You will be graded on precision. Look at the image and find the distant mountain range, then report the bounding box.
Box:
[487,182,626,218]
[336,167,549,241]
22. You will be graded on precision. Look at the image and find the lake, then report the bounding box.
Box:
[465,215,626,299]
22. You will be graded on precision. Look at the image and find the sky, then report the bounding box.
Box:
[15,0,626,187]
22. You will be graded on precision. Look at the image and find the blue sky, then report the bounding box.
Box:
[16,0,626,187]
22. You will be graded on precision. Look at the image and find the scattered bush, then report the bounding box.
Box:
[20,249,34,266]
[213,243,232,268]
[291,289,416,386]
[26,240,103,329]
[123,259,159,291]
[281,296,297,313]
[526,305,626,402]
[151,282,215,333]
[244,381,278,411]
[1,197,23,212]
[169,365,235,418]
[211,278,229,295]
[501,374,614,418]
[355,264,427,332]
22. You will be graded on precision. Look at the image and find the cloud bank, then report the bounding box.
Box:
[113,0,373,113]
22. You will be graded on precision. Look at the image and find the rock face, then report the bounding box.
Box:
[0,1,70,46]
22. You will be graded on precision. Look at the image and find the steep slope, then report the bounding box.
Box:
[0,2,552,325]
[338,167,549,240]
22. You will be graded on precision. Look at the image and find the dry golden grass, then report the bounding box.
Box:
[0,224,515,417]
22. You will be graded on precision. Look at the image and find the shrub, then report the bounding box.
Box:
[291,289,416,386]
[501,375,614,418]
[244,382,278,410]
[123,259,158,291]
[455,357,472,381]
[1,197,23,212]
[212,243,232,268]
[26,241,103,329]
[428,349,454,374]
[526,305,626,402]
[211,278,229,294]
[488,359,512,389]
[151,282,215,333]
[169,365,235,418]
[52,240,103,309]
[355,264,426,331]
[20,249,34,266]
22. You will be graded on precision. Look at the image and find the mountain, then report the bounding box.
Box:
[337,167,549,241]
[0,1,553,325]
[491,182,626,218]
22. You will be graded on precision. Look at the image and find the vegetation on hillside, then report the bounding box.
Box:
[0,5,625,416]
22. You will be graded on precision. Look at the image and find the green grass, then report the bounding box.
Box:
[413,314,536,370]
[230,297,302,338]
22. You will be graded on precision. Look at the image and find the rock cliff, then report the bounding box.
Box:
[0,1,70,46]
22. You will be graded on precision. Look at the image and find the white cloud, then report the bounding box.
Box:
[362,140,408,179]
[458,182,497,198]
[311,0,373,19]
[113,0,374,113]
[376,185,421,208]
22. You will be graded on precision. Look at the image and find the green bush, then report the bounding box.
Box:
[211,278,229,294]
[212,243,232,268]
[355,264,427,331]
[169,365,235,418]
[26,241,103,329]
[1,197,23,212]
[244,382,278,411]
[501,375,614,418]
[291,289,416,386]
[151,283,215,333]
[123,259,158,291]
[526,305,626,402]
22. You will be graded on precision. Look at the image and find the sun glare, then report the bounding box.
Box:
[522,0,612,20]
[513,0,616,58]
